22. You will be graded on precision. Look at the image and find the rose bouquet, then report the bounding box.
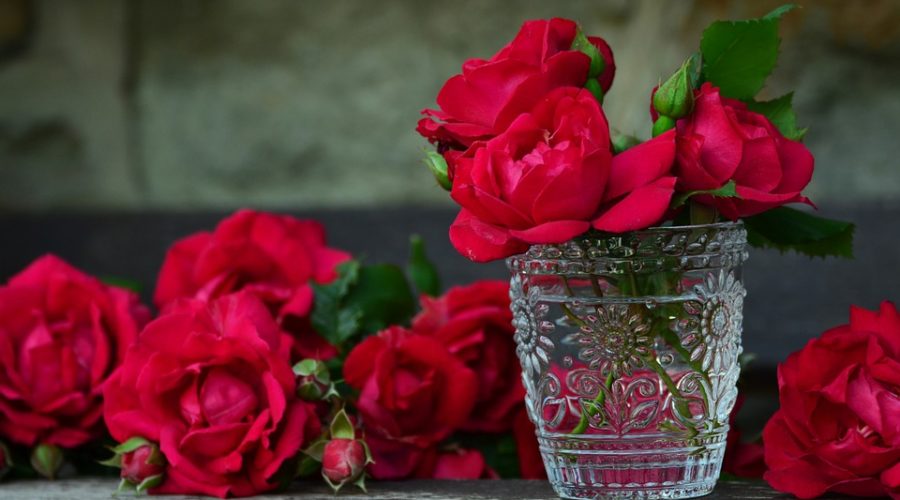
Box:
[417,7,855,499]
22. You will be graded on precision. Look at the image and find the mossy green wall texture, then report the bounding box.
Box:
[1,0,898,210]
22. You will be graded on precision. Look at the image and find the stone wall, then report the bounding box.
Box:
[1,0,898,210]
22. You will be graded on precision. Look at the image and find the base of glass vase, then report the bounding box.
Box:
[539,433,727,499]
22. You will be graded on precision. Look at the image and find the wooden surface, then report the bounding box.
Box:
[0,478,806,499]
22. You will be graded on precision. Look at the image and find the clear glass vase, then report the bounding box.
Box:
[507,222,748,499]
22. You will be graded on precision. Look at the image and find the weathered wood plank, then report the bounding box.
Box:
[0,478,801,499]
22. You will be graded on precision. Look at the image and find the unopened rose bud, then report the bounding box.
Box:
[0,442,11,480]
[571,29,606,78]
[652,55,697,119]
[31,443,63,480]
[424,151,452,191]
[293,359,339,401]
[322,439,366,489]
[121,443,166,487]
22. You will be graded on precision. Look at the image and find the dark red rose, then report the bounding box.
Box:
[412,280,522,433]
[763,301,900,499]
[344,326,477,479]
[417,18,615,151]
[722,394,765,478]
[675,83,814,218]
[121,443,166,485]
[513,407,547,479]
[0,255,149,448]
[103,293,321,498]
[154,209,351,361]
[322,439,366,487]
[449,87,676,261]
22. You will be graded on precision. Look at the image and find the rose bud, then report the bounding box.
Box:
[293,359,339,401]
[0,441,11,481]
[30,443,63,480]
[322,439,367,489]
[652,55,696,120]
[314,409,373,492]
[121,443,165,490]
[423,151,452,191]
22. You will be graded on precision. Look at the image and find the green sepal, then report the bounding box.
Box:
[295,454,320,478]
[743,206,855,258]
[407,235,441,297]
[670,180,739,208]
[330,409,356,440]
[423,151,452,191]
[584,79,604,104]
[746,92,807,141]
[135,474,163,494]
[303,439,327,463]
[571,29,605,78]
[112,436,152,455]
[353,474,369,493]
[700,4,797,100]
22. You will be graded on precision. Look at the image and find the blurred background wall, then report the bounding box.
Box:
[0,0,898,211]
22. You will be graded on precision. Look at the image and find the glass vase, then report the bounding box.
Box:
[507,222,748,499]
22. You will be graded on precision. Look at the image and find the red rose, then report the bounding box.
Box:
[763,301,900,499]
[449,87,676,261]
[412,280,522,432]
[0,255,149,448]
[513,408,547,480]
[344,326,477,479]
[103,293,321,498]
[675,83,814,218]
[322,439,366,488]
[417,18,615,151]
[154,209,350,361]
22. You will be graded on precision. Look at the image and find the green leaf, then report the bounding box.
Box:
[310,260,362,345]
[102,276,142,294]
[700,4,796,99]
[344,264,415,334]
[407,235,441,297]
[671,181,739,208]
[571,29,605,78]
[746,93,807,141]
[743,206,855,258]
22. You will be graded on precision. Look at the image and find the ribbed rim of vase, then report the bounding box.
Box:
[506,221,748,273]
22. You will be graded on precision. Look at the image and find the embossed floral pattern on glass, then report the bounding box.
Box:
[507,222,748,500]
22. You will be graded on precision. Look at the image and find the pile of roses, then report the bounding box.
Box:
[0,209,545,497]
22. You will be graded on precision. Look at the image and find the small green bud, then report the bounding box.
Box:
[653,57,696,119]
[31,443,64,480]
[652,115,676,137]
[423,151,451,190]
[571,29,605,78]
[293,359,338,401]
